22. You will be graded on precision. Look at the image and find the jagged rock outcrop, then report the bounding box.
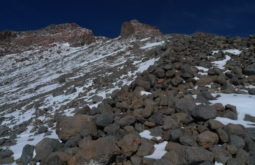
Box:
[0,23,95,56]
[120,19,161,38]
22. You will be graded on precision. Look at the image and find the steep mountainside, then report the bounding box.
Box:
[0,20,255,165]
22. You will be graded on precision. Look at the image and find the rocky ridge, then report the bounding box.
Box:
[120,19,162,38]
[0,23,95,56]
[0,20,255,165]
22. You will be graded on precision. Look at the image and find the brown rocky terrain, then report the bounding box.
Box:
[120,19,162,38]
[0,23,95,56]
[1,20,255,165]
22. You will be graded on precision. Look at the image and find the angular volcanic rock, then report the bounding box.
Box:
[120,19,161,38]
[0,23,95,56]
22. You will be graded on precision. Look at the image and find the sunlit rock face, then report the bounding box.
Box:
[0,23,95,56]
[120,19,161,38]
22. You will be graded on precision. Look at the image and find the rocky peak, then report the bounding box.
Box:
[120,19,162,38]
[0,23,95,56]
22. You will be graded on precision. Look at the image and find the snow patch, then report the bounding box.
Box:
[195,66,209,72]
[140,41,164,49]
[139,130,161,140]
[212,49,241,56]
[137,58,159,73]
[140,91,152,96]
[140,37,151,42]
[9,126,58,160]
[145,141,168,159]
[212,50,219,55]
[194,77,200,80]
[212,55,231,69]
[246,85,255,89]
[211,93,255,127]
[223,49,242,55]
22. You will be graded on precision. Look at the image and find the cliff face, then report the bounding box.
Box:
[0,23,95,56]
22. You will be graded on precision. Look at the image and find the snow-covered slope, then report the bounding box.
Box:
[0,36,169,160]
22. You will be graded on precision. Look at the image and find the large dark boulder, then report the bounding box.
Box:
[18,144,34,165]
[56,115,97,141]
[191,105,217,120]
[35,138,62,162]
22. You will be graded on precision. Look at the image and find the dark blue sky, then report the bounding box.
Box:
[1,0,255,37]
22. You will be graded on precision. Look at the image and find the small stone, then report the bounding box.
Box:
[199,161,214,165]
[131,156,142,165]
[0,149,13,159]
[208,120,224,130]
[213,103,225,111]
[154,67,165,78]
[163,116,178,130]
[135,79,151,90]
[244,114,255,122]
[153,159,174,165]
[248,88,255,95]
[225,124,245,137]
[45,151,71,165]
[164,146,214,164]
[149,112,163,125]
[243,63,255,75]
[35,138,62,161]
[19,144,35,165]
[37,126,48,134]
[197,131,219,148]
[163,64,172,70]
[165,142,182,151]
[191,105,217,121]
[96,112,114,127]
[117,133,141,156]
[171,76,183,86]
[229,135,245,148]
[225,104,236,111]
[170,129,184,141]
[180,135,197,146]
[0,126,9,136]
[137,139,154,156]
[172,113,193,124]
[216,128,229,143]
[226,145,238,155]
[175,95,196,114]
[104,123,120,135]
[118,115,136,127]
[143,121,155,127]
[236,149,250,164]
[227,158,245,165]
[166,70,175,78]
[77,136,119,164]
[223,111,237,120]
[91,95,103,103]
[209,145,231,164]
